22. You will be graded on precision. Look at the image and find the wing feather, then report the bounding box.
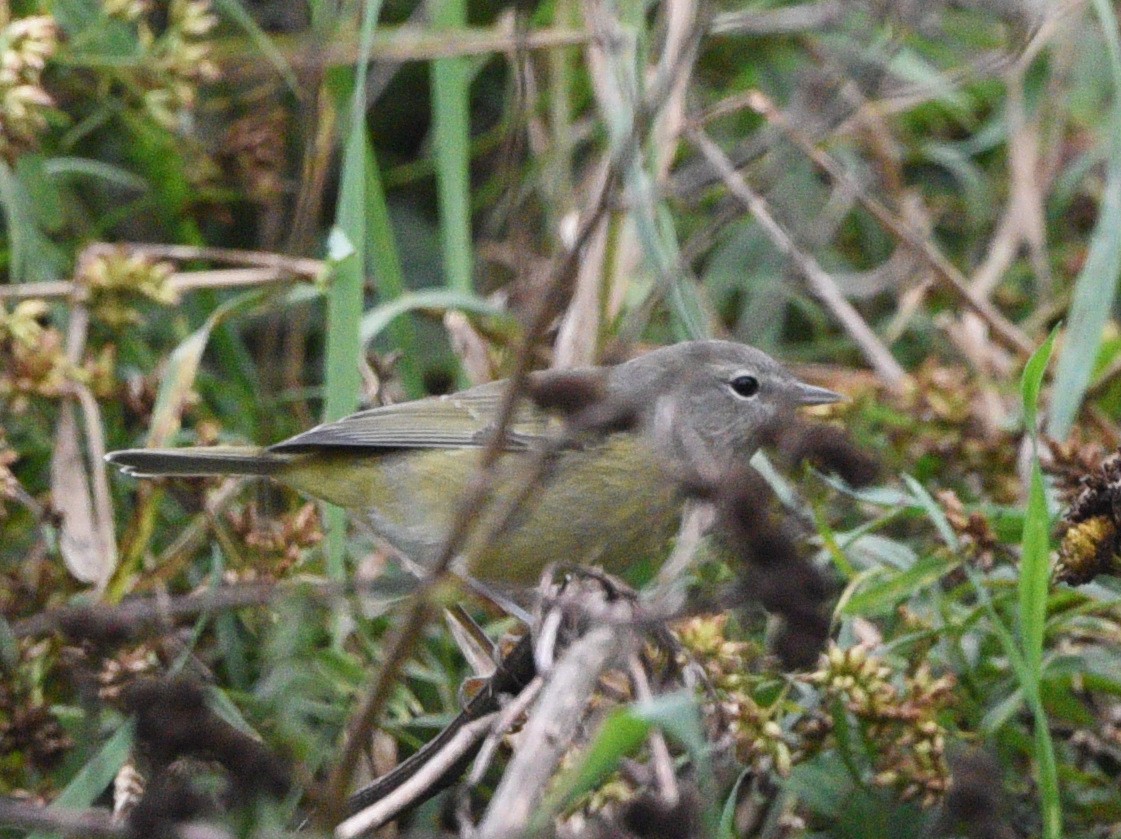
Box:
[268,380,551,452]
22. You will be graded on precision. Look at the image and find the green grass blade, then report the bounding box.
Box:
[323,0,385,584]
[1047,0,1121,438]
[1018,330,1062,838]
[1018,328,1056,674]
[431,0,473,297]
[212,0,299,94]
[27,720,134,839]
[359,287,514,347]
[363,136,424,397]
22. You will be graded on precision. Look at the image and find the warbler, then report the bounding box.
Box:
[107,340,840,586]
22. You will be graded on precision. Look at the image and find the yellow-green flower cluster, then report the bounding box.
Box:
[77,249,178,327]
[0,301,77,409]
[0,14,58,161]
[675,615,792,775]
[114,0,219,129]
[806,644,956,806]
[0,436,18,518]
[102,0,150,22]
[675,613,759,693]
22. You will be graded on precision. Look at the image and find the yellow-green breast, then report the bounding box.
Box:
[272,435,685,587]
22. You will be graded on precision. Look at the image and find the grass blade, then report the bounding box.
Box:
[1018,329,1061,838]
[431,0,473,299]
[362,136,424,397]
[1018,327,1057,672]
[322,0,385,584]
[1047,0,1121,438]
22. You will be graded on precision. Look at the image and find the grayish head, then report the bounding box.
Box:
[605,340,841,468]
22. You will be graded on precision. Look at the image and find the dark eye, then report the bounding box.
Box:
[730,375,760,398]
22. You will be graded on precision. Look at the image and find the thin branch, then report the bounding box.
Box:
[335,713,499,839]
[477,624,637,838]
[687,127,909,391]
[12,576,415,639]
[744,91,1036,357]
[0,797,230,839]
[318,166,619,829]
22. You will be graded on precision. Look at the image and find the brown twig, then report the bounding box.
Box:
[12,576,415,640]
[477,624,638,838]
[0,796,230,839]
[336,713,499,839]
[687,126,909,391]
[744,90,1035,357]
[317,162,620,829]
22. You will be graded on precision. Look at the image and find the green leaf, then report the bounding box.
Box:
[28,720,134,839]
[901,473,959,550]
[1049,0,1121,438]
[542,707,651,814]
[359,289,515,347]
[431,0,473,296]
[1018,460,1051,679]
[147,291,267,447]
[718,769,750,839]
[323,0,385,588]
[841,554,953,616]
[43,157,149,192]
[212,0,300,94]
[0,159,66,283]
[1023,326,1058,437]
[363,136,424,396]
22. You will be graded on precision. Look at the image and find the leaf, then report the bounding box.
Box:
[51,400,116,588]
[841,554,953,616]
[359,288,514,347]
[1048,0,1121,438]
[1024,326,1059,438]
[718,769,751,839]
[27,721,135,839]
[544,706,651,811]
[43,156,149,192]
[901,474,959,550]
[322,0,386,590]
[363,137,424,396]
[147,291,266,447]
[0,159,66,283]
[212,0,300,94]
[1018,460,1051,680]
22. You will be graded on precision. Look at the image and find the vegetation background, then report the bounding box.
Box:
[2,0,1121,837]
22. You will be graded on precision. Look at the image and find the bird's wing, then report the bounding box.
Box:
[268,379,552,452]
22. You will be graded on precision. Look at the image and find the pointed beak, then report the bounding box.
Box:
[794,381,844,406]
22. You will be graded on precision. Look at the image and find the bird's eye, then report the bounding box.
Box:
[729,375,760,398]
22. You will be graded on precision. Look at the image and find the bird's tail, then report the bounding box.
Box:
[106,446,285,478]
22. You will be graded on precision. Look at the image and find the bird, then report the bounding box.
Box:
[106,340,840,587]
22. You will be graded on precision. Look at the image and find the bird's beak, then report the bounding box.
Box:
[794,381,844,406]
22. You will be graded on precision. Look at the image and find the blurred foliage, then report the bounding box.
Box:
[3,0,1121,838]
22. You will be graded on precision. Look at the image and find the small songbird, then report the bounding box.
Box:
[107,340,840,586]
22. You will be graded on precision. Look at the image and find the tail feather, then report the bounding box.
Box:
[106,446,283,478]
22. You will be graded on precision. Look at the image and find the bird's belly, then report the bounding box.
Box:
[277,437,685,587]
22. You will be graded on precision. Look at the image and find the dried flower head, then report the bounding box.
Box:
[77,249,178,327]
[221,108,287,202]
[0,15,58,161]
[1053,447,1121,585]
[103,0,151,22]
[110,0,219,129]
[937,489,1000,570]
[227,502,323,573]
[803,643,955,806]
[0,301,82,410]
